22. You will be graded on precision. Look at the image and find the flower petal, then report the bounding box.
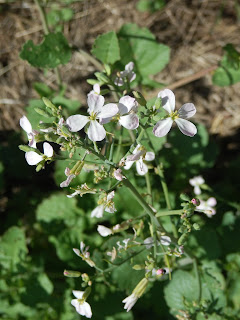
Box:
[93,84,100,94]
[87,93,104,113]
[194,185,201,195]
[124,160,134,170]
[97,225,112,237]
[175,118,197,137]
[153,118,173,137]
[125,61,134,71]
[160,235,171,246]
[114,77,124,86]
[119,114,139,130]
[119,96,137,114]
[91,205,104,218]
[82,302,92,318]
[207,197,217,207]
[145,151,155,161]
[20,116,32,133]
[178,103,196,119]
[72,290,84,299]
[136,159,148,175]
[98,103,118,119]
[158,89,175,114]
[43,142,53,157]
[87,120,106,141]
[25,151,43,165]
[66,115,89,132]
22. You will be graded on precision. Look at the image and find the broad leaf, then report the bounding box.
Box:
[212,55,240,86]
[20,32,71,68]
[92,31,120,65]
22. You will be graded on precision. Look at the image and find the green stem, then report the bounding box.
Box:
[156,209,183,217]
[157,164,171,210]
[145,172,153,205]
[114,127,123,163]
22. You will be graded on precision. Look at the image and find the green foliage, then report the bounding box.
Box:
[20,32,71,68]
[212,44,240,86]
[118,23,170,82]
[92,31,120,65]
[137,0,165,13]
[47,8,74,27]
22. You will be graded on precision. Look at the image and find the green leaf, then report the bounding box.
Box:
[52,95,80,114]
[36,193,83,226]
[164,270,199,310]
[137,0,165,13]
[0,226,28,270]
[118,24,170,80]
[212,55,240,86]
[33,82,54,98]
[47,8,74,27]
[92,31,120,65]
[20,32,71,68]
[25,99,55,129]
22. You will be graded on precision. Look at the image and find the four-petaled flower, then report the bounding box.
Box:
[197,197,217,217]
[153,89,197,138]
[124,144,155,175]
[71,290,92,318]
[189,175,205,195]
[91,191,116,218]
[73,241,95,267]
[20,115,38,148]
[115,62,136,86]
[66,94,118,141]
[25,142,53,166]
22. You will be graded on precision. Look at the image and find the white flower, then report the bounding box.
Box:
[88,84,101,96]
[117,96,139,130]
[189,176,205,195]
[91,191,116,218]
[60,167,76,188]
[73,242,95,267]
[115,62,136,86]
[153,89,197,138]
[124,144,155,175]
[20,115,38,148]
[25,142,53,166]
[144,235,171,249]
[71,291,92,318]
[160,235,171,246]
[113,168,126,181]
[66,94,118,141]
[197,197,217,217]
[122,293,138,312]
[97,225,112,237]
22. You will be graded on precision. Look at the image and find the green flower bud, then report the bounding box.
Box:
[133,91,147,106]
[178,233,188,245]
[193,223,200,230]
[63,270,81,277]
[34,107,52,117]
[154,97,162,109]
[38,122,52,129]
[94,72,109,83]
[42,97,58,113]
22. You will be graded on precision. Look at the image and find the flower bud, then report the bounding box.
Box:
[191,198,200,206]
[42,97,58,114]
[133,91,147,106]
[193,223,200,230]
[64,270,81,277]
[34,107,52,117]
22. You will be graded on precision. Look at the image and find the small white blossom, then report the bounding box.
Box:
[88,84,101,96]
[153,89,197,138]
[66,94,118,141]
[60,167,76,188]
[71,291,92,318]
[189,176,205,195]
[20,115,38,148]
[122,293,138,312]
[73,242,95,267]
[124,144,155,175]
[115,62,136,86]
[144,235,171,249]
[91,191,116,218]
[113,168,126,181]
[197,197,217,217]
[25,142,53,166]
[97,225,112,237]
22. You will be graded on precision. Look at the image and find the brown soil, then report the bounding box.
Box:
[0,0,240,138]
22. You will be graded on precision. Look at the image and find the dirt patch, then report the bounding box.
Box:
[0,0,240,137]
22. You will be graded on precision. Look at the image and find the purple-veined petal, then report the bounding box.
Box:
[98,103,118,119]
[145,151,155,161]
[175,118,197,137]
[125,61,134,71]
[153,118,173,137]
[157,89,175,114]
[60,174,76,188]
[178,103,196,119]
[119,114,139,130]
[43,142,53,157]
[87,93,104,114]
[207,197,217,207]
[114,77,124,86]
[136,158,148,175]
[128,71,136,83]
[119,96,137,114]
[25,151,43,165]
[87,120,106,141]
[20,116,32,133]
[66,115,89,132]
[127,149,145,162]
[72,290,84,299]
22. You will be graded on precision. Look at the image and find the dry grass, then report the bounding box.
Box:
[0,0,240,137]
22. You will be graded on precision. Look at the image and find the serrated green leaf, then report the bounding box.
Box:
[0,226,28,270]
[118,24,170,81]
[20,32,71,68]
[92,31,120,65]
[164,270,198,310]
